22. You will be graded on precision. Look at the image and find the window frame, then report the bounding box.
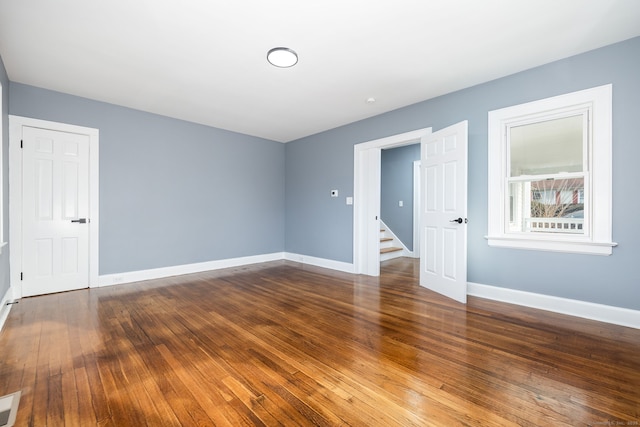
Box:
[505,109,588,237]
[0,81,4,254]
[487,84,616,255]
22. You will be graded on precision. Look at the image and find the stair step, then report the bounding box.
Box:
[380,246,403,254]
[380,237,393,242]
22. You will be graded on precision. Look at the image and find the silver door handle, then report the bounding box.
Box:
[71,218,87,224]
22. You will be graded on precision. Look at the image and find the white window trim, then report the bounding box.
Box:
[0,81,4,255]
[487,84,616,255]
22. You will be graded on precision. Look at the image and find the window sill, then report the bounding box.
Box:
[486,235,617,256]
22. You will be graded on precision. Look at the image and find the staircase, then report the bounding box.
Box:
[379,227,404,261]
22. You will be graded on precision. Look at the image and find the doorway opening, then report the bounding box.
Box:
[354,121,469,304]
[353,128,431,276]
[380,144,421,261]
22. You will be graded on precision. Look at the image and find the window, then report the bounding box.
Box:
[487,85,616,255]
[508,114,586,235]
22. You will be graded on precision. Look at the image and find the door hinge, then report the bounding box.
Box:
[20,139,23,148]
[20,272,23,280]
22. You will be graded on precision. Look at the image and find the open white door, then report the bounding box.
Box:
[420,121,468,303]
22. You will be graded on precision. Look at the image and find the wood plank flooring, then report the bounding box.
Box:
[0,258,638,426]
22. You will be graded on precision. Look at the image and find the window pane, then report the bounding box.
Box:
[508,177,585,234]
[510,115,584,177]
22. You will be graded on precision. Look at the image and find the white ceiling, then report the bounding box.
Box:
[1,1,639,143]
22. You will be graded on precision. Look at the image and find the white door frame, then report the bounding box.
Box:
[353,128,431,276]
[413,160,421,259]
[9,116,100,298]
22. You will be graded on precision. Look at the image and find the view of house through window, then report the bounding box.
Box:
[506,114,587,235]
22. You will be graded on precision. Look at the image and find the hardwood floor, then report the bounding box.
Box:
[0,258,638,426]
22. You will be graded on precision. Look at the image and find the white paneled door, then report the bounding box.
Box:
[21,126,90,297]
[420,121,468,303]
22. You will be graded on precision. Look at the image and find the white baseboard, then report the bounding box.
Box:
[93,254,640,330]
[284,252,354,274]
[468,282,639,329]
[97,252,285,287]
[97,252,354,287]
[0,286,16,332]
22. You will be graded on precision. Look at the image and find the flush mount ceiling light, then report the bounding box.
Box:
[267,47,298,68]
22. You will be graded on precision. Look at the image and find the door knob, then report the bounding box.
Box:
[450,217,463,224]
[71,218,87,224]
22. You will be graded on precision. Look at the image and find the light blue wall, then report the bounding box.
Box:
[381,144,420,250]
[284,133,354,261]
[4,37,639,310]
[0,56,9,300]
[285,36,640,310]
[10,83,285,275]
